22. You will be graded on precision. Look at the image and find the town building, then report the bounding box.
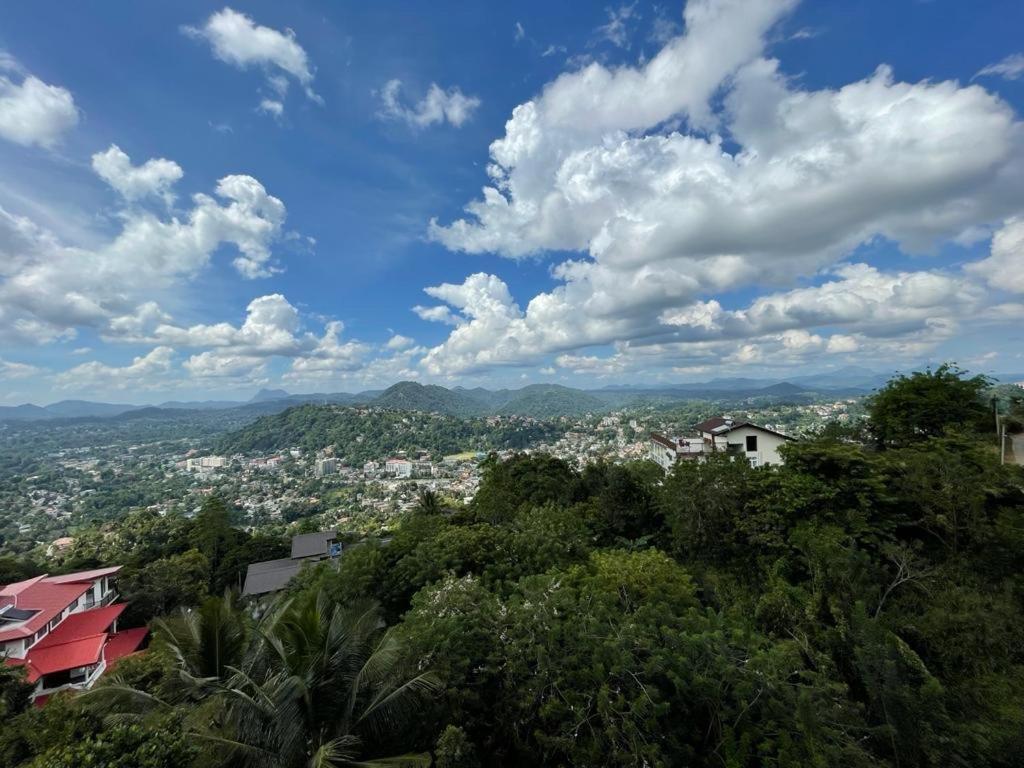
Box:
[649,417,794,470]
[185,456,227,472]
[385,458,413,478]
[314,457,338,477]
[1,567,148,704]
[242,530,342,597]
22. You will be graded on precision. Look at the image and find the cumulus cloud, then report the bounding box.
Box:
[0,53,78,148]
[184,7,320,110]
[422,0,1024,376]
[91,144,184,203]
[658,263,981,342]
[379,79,481,129]
[386,334,415,350]
[55,346,174,391]
[0,152,288,346]
[413,304,462,326]
[966,218,1024,293]
[976,53,1024,81]
[0,357,41,380]
[109,294,370,383]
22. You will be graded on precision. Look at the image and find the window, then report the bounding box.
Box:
[745,435,758,452]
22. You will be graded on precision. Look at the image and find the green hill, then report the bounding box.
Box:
[497,384,608,418]
[219,403,564,463]
[370,382,487,416]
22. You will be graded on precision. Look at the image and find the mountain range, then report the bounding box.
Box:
[4,367,1019,423]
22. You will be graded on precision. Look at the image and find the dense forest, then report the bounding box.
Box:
[219,404,566,461]
[1,367,1023,767]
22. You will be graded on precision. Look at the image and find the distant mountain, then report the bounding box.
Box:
[0,373,884,425]
[44,400,141,418]
[787,366,891,391]
[371,382,486,416]
[250,388,291,402]
[757,382,807,396]
[497,384,607,418]
[157,399,247,410]
[0,403,53,421]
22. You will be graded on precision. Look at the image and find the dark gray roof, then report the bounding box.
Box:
[290,530,337,559]
[242,558,302,596]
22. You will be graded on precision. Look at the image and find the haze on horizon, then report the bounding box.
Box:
[1,0,1023,405]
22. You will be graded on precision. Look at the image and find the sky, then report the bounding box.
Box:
[1,0,1023,404]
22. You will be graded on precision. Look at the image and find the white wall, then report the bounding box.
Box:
[724,426,788,466]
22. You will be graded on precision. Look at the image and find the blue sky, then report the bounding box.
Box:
[1,0,1023,403]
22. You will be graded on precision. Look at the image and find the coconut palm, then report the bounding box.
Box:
[89,591,438,768]
[208,592,437,767]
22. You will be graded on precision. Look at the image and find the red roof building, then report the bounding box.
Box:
[1,567,148,703]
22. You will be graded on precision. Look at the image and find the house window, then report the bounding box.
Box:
[745,435,758,452]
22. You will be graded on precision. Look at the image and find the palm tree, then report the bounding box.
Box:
[89,591,438,768]
[414,489,442,516]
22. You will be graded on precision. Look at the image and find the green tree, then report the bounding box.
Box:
[867,364,991,447]
[28,717,197,768]
[119,549,211,625]
[189,496,240,592]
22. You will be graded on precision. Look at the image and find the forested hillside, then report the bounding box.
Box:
[219,403,565,461]
[1,368,1022,767]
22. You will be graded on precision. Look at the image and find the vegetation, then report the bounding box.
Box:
[219,404,565,461]
[1,368,1022,767]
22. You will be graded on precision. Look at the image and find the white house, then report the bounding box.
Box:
[693,417,793,467]
[648,417,793,471]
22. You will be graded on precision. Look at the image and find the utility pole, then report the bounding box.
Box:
[1001,426,1007,466]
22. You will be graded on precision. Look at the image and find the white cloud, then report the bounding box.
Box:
[386,334,415,350]
[514,22,526,42]
[0,153,288,345]
[0,357,41,380]
[91,144,184,203]
[183,7,320,110]
[967,218,1024,293]
[597,3,639,48]
[115,294,370,383]
[976,53,1024,81]
[379,79,481,129]
[258,98,284,117]
[422,0,1024,376]
[0,54,78,148]
[413,304,462,326]
[55,347,174,391]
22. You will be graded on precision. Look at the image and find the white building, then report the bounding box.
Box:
[314,458,338,478]
[649,417,793,471]
[186,456,227,472]
[385,458,413,478]
[693,417,793,467]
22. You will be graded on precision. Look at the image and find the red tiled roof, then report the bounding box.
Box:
[34,604,125,649]
[44,567,121,584]
[104,627,149,667]
[0,575,47,597]
[0,582,91,642]
[0,568,122,642]
[7,634,107,682]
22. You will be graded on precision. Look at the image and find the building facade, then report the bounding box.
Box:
[1,567,148,704]
[649,417,793,471]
